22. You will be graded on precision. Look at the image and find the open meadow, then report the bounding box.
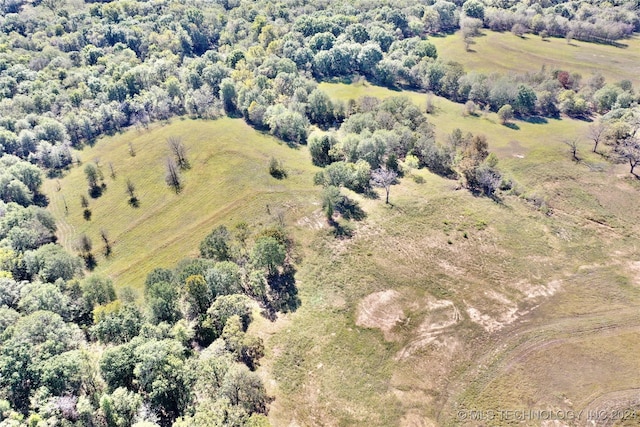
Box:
[44,86,640,426]
[428,30,640,88]
[44,117,321,290]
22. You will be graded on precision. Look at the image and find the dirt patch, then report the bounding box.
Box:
[465,280,563,333]
[356,290,404,340]
[399,411,437,427]
[627,261,640,286]
[296,209,326,230]
[396,298,461,360]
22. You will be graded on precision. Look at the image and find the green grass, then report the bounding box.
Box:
[265,83,640,426]
[428,30,640,87]
[44,117,321,290]
[44,88,640,427]
[319,81,606,191]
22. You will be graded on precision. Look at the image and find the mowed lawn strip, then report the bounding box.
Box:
[44,117,321,290]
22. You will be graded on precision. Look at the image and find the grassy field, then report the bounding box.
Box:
[44,88,640,427]
[264,84,640,426]
[44,117,321,290]
[428,30,640,87]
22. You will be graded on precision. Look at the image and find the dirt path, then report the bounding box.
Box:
[437,306,640,424]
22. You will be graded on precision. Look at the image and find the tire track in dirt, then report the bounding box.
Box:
[438,306,640,424]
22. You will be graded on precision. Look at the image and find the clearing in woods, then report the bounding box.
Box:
[44,84,640,426]
[428,30,640,87]
[44,117,321,290]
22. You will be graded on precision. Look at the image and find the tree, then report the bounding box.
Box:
[168,136,190,170]
[617,137,640,175]
[165,158,183,193]
[307,89,334,127]
[145,279,181,324]
[101,228,112,256]
[183,274,212,321]
[100,387,143,427]
[588,122,607,153]
[84,163,100,195]
[205,261,243,297]
[100,340,139,391]
[219,364,270,415]
[220,78,238,114]
[371,168,398,204]
[497,104,514,124]
[133,339,194,424]
[250,237,286,276]
[126,179,138,207]
[23,243,82,282]
[200,225,231,261]
[206,294,253,338]
[462,0,485,20]
[309,134,336,167]
[563,138,580,161]
[221,316,265,370]
[0,311,83,410]
[268,157,287,179]
[91,302,143,344]
[79,233,93,258]
[82,275,117,311]
[514,84,537,116]
[321,185,341,221]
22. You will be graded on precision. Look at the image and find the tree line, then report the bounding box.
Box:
[0,217,298,426]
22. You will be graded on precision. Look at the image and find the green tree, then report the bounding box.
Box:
[307,89,334,127]
[200,225,231,261]
[100,387,143,427]
[84,163,100,193]
[40,349,93,397]
[145,280,181,325]
[23,243,82,282]
[250,237,286,276]
[322,185,341,221]
[91,301,143,344]
[497,104,514,124]
[205,261,243,297]
[100,339,139,391]
[308,133,336,167]
[183,274,212,321]
[0,311,83,410]
[219,364,270,415]
[514,84,537,116]
[82,275,117,311]
[221,316,265,370]
[133,339,194,424]
[206,295,253,338]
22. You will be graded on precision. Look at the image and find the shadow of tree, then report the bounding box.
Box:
[261,266,301,320]
[336,196,366,221]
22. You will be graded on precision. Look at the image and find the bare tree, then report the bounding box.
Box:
[617,137,640,175]
[167,136,190,170]
[371,168,398,204]
[165,157,183,193]
[128,141,136,157]
[563,138,580,161]
[108,162,116,179]
[588,122,607,153]
[100,229,111,256]
[126,178,139,207]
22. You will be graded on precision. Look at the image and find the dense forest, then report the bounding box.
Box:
[1,0,640,425]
